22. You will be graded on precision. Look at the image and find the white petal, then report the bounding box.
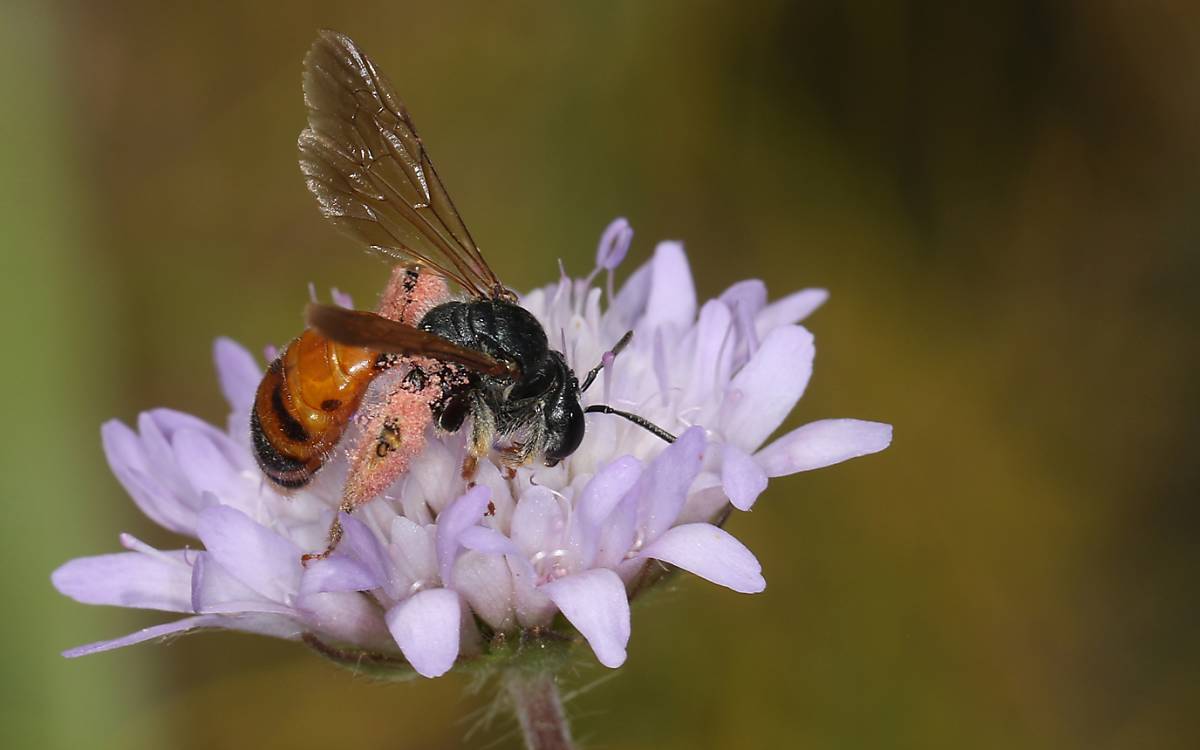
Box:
[755,419,892,476]
[639,523,765,594]
[721,325,815,452]
[540,569,630,668]
[385,588,462,678]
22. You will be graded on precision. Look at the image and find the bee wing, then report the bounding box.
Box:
[306,303,515,378]
[299,30,506,299]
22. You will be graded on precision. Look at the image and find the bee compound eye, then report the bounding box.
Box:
[544,399,585,463]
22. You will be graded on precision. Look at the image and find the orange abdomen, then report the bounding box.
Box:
[251,329,379,488]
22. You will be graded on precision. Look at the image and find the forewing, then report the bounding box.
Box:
[306,304,514,378]
[300,30,505,298]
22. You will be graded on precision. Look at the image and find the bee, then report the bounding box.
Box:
[251,31,674,556]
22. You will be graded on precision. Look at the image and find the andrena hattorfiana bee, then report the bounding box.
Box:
[251,31,674,558]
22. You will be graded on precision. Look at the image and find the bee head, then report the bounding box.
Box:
[542,357,585,466]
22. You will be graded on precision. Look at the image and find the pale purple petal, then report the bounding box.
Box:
[755,419,893,476]
[337,512,390,585]
[510,486,566,558]
[331,288,354,308]
[459,525,521,557]
[213,337,261,413]
[595,217,633,270]
[299,556,378,595]
[639,241,696,332]
[385,588,462,678]
[652,328,671,405]
[459,525,533,576]
[191,553,294,615]
[611,257,653,323]
[721,325,815,452]
[720,280,767,361]
[541,568,630,668]
[452,550,516,631]
[683,300,735,403]
[295,591,392,649]
[636,426,707,542]
[568,456,643,566]
[52,551,192,612]
[172,429,249,504]
[215,613,305,641]
[756,288,828,335]
[721,444,768,511]
[435,485,491,586]
[639,523,765,594]
[592,494,638,570]
[196,505,302,603]
[148,408,252,471]
[719,279,768,319]
[101,420,197,535]
[63,615,223,658]
[388,517,439,594]
[675,483,730,525]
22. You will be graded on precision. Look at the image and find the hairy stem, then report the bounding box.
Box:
[504,669,574,750]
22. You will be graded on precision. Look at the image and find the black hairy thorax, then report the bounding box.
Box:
[417,299,585,463]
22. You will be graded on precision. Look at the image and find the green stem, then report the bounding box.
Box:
[504,669,575,750]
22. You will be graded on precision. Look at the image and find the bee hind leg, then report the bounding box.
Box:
[461,392,496,485]
[300,500,353,566]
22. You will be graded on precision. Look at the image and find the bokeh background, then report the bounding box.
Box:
[4,1,1197,748]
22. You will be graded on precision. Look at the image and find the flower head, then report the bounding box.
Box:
[53,220,891,678]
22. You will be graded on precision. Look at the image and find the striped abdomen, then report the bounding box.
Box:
[251,329,380,488]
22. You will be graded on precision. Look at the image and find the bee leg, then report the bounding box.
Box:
[461,392,495,485]
[301,501,352,566]
[461,454,479,484]
[497,416,544,469]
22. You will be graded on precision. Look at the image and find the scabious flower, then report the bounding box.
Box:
[52,220,891,679]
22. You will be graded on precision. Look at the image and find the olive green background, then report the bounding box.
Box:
[3,2,1197,748]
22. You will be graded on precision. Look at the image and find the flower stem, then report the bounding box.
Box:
[504,669,574,750]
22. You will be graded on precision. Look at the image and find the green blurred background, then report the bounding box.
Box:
[4,1,1197,747]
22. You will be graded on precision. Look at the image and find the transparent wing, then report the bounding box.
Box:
[306,303,515,378]
[299,30,507,299]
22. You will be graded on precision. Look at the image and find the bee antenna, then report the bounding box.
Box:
[580,330,634,393]
[585,404,676,444]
